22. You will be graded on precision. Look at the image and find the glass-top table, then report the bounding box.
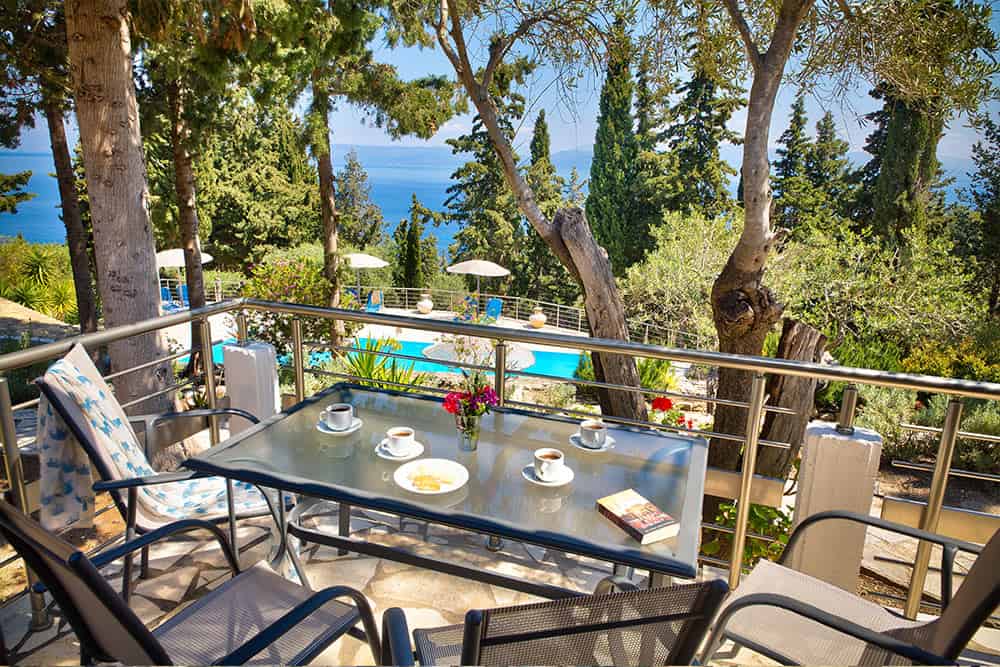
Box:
[185,383,708,594]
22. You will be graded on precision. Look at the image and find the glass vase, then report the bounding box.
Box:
[456,413,481,451]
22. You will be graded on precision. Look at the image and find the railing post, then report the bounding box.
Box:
[494,341,507,406]
[514,299,519,321]
[555,304,561,328]
[214,277,222,303]
[200,318,220,446]
[837,385,858,435]
[291,318,305,403]
[236,311,248,345]
[729,373,767,588]
[0,378,51,629]
[904,398,963,618]
[577,309,582,332]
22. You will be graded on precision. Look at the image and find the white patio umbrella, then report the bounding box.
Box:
[446,259,510,297]
[345,252,389,292]
[155,248,213,269]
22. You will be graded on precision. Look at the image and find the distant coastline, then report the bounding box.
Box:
[0,143,970,253]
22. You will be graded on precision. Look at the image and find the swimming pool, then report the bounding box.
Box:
[200,337,583,380]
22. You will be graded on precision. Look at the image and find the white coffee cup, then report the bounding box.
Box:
[578,419,607,448]
[385,427,416,456]
[534,448,565,482]
[322,403,354,430]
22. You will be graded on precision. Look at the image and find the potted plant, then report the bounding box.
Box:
[529,303,547,328]
[442,369,499,451]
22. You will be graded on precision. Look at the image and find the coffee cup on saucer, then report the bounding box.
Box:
[385,427,416,456]
[533,447,565,482]
[578,419,607,449]
[321,403,354,431]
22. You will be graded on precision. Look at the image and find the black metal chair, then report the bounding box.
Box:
[0,499,380,665]
[381,577,729,666]
[703,511,1000,665]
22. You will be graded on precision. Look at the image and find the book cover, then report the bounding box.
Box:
[597,489,680,545]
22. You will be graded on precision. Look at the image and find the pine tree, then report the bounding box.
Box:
[806,111,858,219]
[445,60,532,292]
[586,16,639,274]
[771,94,817,231]
[663,75,742,217]
[967,113,1000,314]
[0,172,34,213]
[335,150,386,249]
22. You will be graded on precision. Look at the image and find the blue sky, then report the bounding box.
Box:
[14,14,1000,170]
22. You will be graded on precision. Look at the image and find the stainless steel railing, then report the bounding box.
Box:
[1,296,997,622]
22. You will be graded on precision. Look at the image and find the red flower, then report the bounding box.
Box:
[651,397,673,412]
[676,414,686,425]
[443,392,465,415]
[686,418,694,429]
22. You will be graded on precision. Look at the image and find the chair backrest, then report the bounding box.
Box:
[366,290,382,311]
[35,344,163,529]
[914,527,1000,659]
[485,298,502,319]
[179,284,189,304]
[0,501,170,664]
[160,286,172,303]
[462,579,728,666]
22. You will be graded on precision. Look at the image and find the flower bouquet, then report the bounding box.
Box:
[443,370,499,451]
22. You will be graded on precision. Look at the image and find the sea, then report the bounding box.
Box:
[0,144,594,256]
[0,143,971,256]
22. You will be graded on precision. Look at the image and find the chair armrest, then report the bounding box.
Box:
[705,592,951,665]
[93,470,203,492]
[90,518,240,575]
[214,585,381,665]
[381,607,415,666]
[779,510,983,608]
[150,408,260,427]
[594,575,641,594]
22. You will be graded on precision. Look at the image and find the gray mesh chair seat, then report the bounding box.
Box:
[154,561,358,664]
[720,560,924,665]
[394,579,729,666]
[704,511,1000,666]
[0,501,380,665]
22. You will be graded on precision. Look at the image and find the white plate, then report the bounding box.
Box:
[394,459,469,495]
[522,464,575,487]
[316,417,363,435]
[569,432,615,452]
[376,439,425,462]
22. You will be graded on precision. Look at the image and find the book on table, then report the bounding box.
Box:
[597,489,680,545]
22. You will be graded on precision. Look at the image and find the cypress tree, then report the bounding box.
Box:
[772,94,816,232]
[586,16,638,274]
[965,113,1000,314]
[393,194,438,289]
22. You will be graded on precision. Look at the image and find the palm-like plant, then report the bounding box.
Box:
[21,245,64,286]
[331,337,429,392]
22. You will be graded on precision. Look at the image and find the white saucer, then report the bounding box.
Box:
[316,417,363,436]
[376,439,424,462]
[569,432,615,452]
[522,464,574,487]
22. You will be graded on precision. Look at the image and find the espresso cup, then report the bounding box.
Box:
[578,419,607,448]
[385,427,415,456]
[322,403,354,430]
[533,447,565,482]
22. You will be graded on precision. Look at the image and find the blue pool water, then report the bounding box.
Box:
[288,338,582,379]
[194,337,582,379]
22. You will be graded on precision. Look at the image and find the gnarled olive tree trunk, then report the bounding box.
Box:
[311,75,343,348]
[65,0,171,413]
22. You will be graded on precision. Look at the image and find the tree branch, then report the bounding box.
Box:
[835,0,854,19]
[722,0,763,72]
[434,0,462,74]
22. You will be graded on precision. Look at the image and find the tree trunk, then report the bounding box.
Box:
[461,78,647,420]
[65,0,171,413]
[311,75,343,347]
[44,100,98,335]
[709,1,812,470]
[168,83,207,374]
[756,319,826,477]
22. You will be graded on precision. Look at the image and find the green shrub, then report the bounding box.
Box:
[0,333,49,405]
[817,336,905,410]
[0,239,79,323]
[855,385,927,461]
[702,502,793,568]
[330,337,429,392]
[902,338,1000,384]
[637,357,679,392]
[243,244,332,354]
[915,395,1000,472]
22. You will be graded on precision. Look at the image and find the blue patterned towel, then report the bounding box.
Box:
[36,394,95,531]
